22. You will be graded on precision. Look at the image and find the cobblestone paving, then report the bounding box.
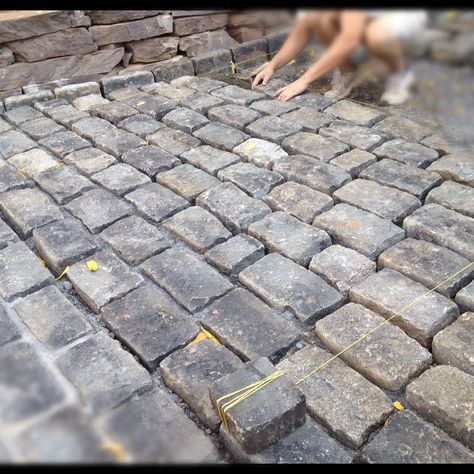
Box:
[0,71,473,464]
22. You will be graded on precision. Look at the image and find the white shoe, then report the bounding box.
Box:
[381,70,415,105]
[324,68,356,100]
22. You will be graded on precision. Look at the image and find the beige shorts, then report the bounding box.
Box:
[370,11,428,40]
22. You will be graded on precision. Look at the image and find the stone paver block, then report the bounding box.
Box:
[0,130,36,158]
[373,115,432,142]
[456,281,474,313]
[3,105,43,126]
[208,104,261,129]
[0,217,18,250]
[211,85,265,106]
[204,234,264,275]
[39,131,92,158]
[246,115,302,144]
[156,164,220,201]
[181,145,239,176]
[123,93,176,120]
[32,218,98,275]
[163,206,231,252]
[57,332,151,412]
[8,148,61,179]
[122,145,180,178]
[378,238,474,298]
[14,285,92,350]
[362,410,474,464]
[313,203,405,260]
[143,81,195,102]
[101,388,221,463]
[278,345,392,448]
[233,138,287,169]
[101,70,154,96]
[117,113,164,138]
[161,107,209,134]
[330,149,376,177]
[426,151,474,186]
[71,116,115,141]
[64,147,117,176]
[147,127,201,156]
[91,163,150,196]
[0,341,64,424]
[360,158,442,199]
[249,99,298,117]
[72,93,109,111]
[432,312,474,376]
[406,365,473,449]
[65,188,133,234]
[209,357,306,453]
[325,100,385,126]
[107,87,146,102]
[196,182,271,233]
[141,247,233,313]
[19,116,65,140]
[254,78,289,97]
[55,81,101,101]
[333,178,421,224]
[201,288,300,361]
[309,244,376,297]
[426,180,474,218]
[101,284,199,369]
[240,253,344,324]
[350,268,459,346]
[0,160,34,193]
[288,91,333,111]
[160,339,243,431]
[315,303,432,391]
[372,138,439,168]
[91,101,138,124]
[280,106,332,133]
[180,91,225,114]
[93,127,145,158]
[0,305,20,347]
[44,104,89,126]
[193,122,249,152]
[420,133,458,155]
[403,203,474,260]
[100,215,169,266]
[171,75,226,93]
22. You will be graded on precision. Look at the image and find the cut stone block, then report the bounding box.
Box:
[378,238,474,298]
[0,160,34,193]
[254,78,289,97]
[156,164,220,201]
[350,268,459,346]
[147,127,201,156]
[373,115,432,142]
[159,339,243,431]
[153,57,195,83]
[72,93,109,112]
[208,104,261,129]
[360,158,442,199]
[333,178,421,224]
[181,145,240,176]
[278,344,392,448]
[282,132,349,162]
[161,107,209,134]
[201,288,300,361]
[100,70,154,95]
[372,138,438,168]
[123,93,176,120]
[0,217,19,250]
[117,113,164,138]
[403,203,474,260]
[0,118,12,134]
[204,234,264,275]
[196,182,271,233]
[8,148,61,179]
[64,147,117,176]
[0,303,20,347]
[71,116,114,141]
[32,218,98,275]
[232,138,287,169]
[406,365,473,449]
[456,281,474,313]
[421,133,459,155]
[280,106,332,133]
[91,163,150,196]
[39,131,92,158]
[250,99,298,116]
[0,341,64,424]
[163,206,231,252]
[246,115,302,144]
[92,127,145,158]
[91,101,138,125]
[101,284,199,369]
[57,332,151,412]
[426,151,474,186]
[180,91,224,114]
[142,81,195,102]
[211,85,265,106]
[432,312,474,376]
[315,303,432,390]
[426,180,474,218]
[19,116,65,140]
[330,149,377,177]
[209,357,306,454]
[171,75,226,94]
[65,188,133,234]
[362,410,474,464]
[14,285,92,350]
[193,122,249,152]
[325,100,385,126]
[0,130,36,158]
[288,91,333,111]
[240,253,344,324]
[3,105,43,126]
[313,203,405,260]
[44,104,89,126]
[121,145,180,178]
[35,98,69,112]
[54,81,100,101]
[309,244,376,297]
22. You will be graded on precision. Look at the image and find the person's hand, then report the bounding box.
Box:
[251,65,274,90]
[274,78,309,101]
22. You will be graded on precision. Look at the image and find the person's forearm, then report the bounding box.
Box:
[269,22,311,71]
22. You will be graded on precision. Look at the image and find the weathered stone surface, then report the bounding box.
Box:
[426,151,474,186]
[233,138,287,169]
[14,285,92,350]
[211,85,265,106]
[319,121,386,151]
[91,101,138,125]
[432,312,474,376]
[288,91,333,111]
[39,130,92,158]
[57,332,151,412]
[373,115,432,142]
[118,114,164,139]
[54,81,100,101]
[0,45,14,66]
[350,268,458,346]
[147,127,200,156]
[192,48,232,76]
[246,115,302,144]
[101,71,154,97]
[91,163,150,196]
[0,130,36,158]
[378,238,474,298]
[209,357,306,453]
[309,244,376,297]
[72,93,110,112]
[456,281,474,313]
[86,10,164,24]
[333,179,421,224]
[141,247,233,313]
[281,132,349,162]
[0,304,19,347]
[0,217,18,250]
[278,345,392,448]
[250,99,298,116]
[171,75,226,94]
[122,93,175,120]
[128,36,178,63]
[274,155,351,195]
[0,160,33,193]
[64,147,116,175]
[152,57,195,83]
[254,78,289,97]
[3,105,43,125]
[313,204,405,260]
[280,106,332,133]
[161,107,209,134]
[362,410,474,464]
[45,104,89,126]
[0,117,12,134]
[35,98,69,111]
[420,133,459,155]
[163,206,231,252]
[208,104,261,130]
[373,138,439,168]
[325,100,385,126]
[330,149,376,178]
[406,365,473,449]
[101,284,198,369]
[240,253,344,324]
[8,148,60,179]
[142,81,195,102]
[231,37,268,66]
[0,341,64,424]
[20,116,65,140]
[65,188,133,234]
[160,339,243,430]
[101,388,221,463]
[360,158,442,199]
[196,182,271,233]
[92,127,144,158]
[180,91,224,114]
[204,234,264,275]
[181,145,239,176]
[193,122,248,152]
[5,91,54,110]
[122,145,180,179]
[426,181,474,218]
[403,204,474,260]
[315,303,432,390]
[179,30,238,57]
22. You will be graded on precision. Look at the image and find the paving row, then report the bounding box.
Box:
[0,69,473,464]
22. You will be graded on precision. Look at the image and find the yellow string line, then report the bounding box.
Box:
[216,260,474,425]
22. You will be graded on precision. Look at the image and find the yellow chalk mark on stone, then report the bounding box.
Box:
[230,61,237,74]
[39,258,47,267]
[16,168,27,177]
[101,441,126,462]
[55,266,69,281]
[393,400,405,411]
[245,143,257,152]
[190,327,221,345]
[86,260,99,272]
